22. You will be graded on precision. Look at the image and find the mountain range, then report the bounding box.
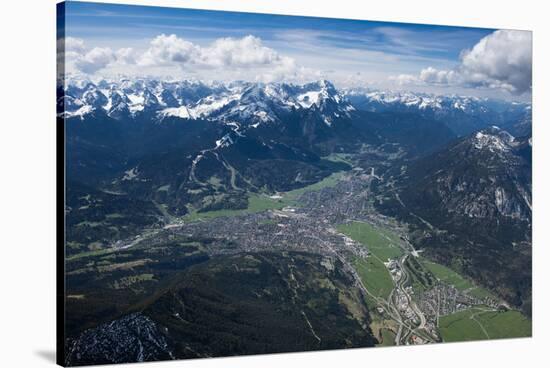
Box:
[344,88,531,136]
[60,78,354,130]
[59,78,531,135]
[60,77,532,317]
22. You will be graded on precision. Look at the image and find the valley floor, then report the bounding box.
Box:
[64,151,531,364]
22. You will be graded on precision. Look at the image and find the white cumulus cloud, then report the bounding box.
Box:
[59,37,137,74]
[389,30,532,95]
[460,30,532,93]
[74,47,116,74]
[64,37,86,53]
[137,34,296,72]
[389,73,420,86]
[60,34,305,81]
[138,34,199,66]
[201,35,291,68]
[419,67,461,85]
[115,48,138,65]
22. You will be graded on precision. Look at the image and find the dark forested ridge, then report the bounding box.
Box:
[65,252,376,365]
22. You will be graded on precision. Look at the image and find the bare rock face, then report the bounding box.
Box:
[65,313,174,366]
[402,126,531,226]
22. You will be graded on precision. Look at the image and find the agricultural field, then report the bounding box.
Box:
[353,257,394,299]
[421,260,473,290]
[476,310,532,339]
[337,221,404,261]
[337,221,403,300]
[439,308,531,342]
[439,308,489,342]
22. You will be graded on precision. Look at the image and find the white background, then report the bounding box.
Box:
[0,0,548,367]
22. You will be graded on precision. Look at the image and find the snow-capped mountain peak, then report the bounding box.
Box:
[468,126,519,155]
[59,78,354,128]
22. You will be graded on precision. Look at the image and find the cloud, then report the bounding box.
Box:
[390,67,461,86]
[203,35,291,68]
[138,34,199,66]
[64,37,86,53]
[62,34,305,81]
[57,37,87,66]
[389,30,532,94]
[74,47,116,74]
[389,73,421,86]
[115,48,137,65]
[460,30,532,93]
[59,37,136,74]
[419,67,461,85]
[138,34,295,71]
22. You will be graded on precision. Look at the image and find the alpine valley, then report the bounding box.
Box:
[61,77,532,365]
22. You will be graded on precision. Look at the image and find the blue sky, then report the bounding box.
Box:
[60,1,532,99]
